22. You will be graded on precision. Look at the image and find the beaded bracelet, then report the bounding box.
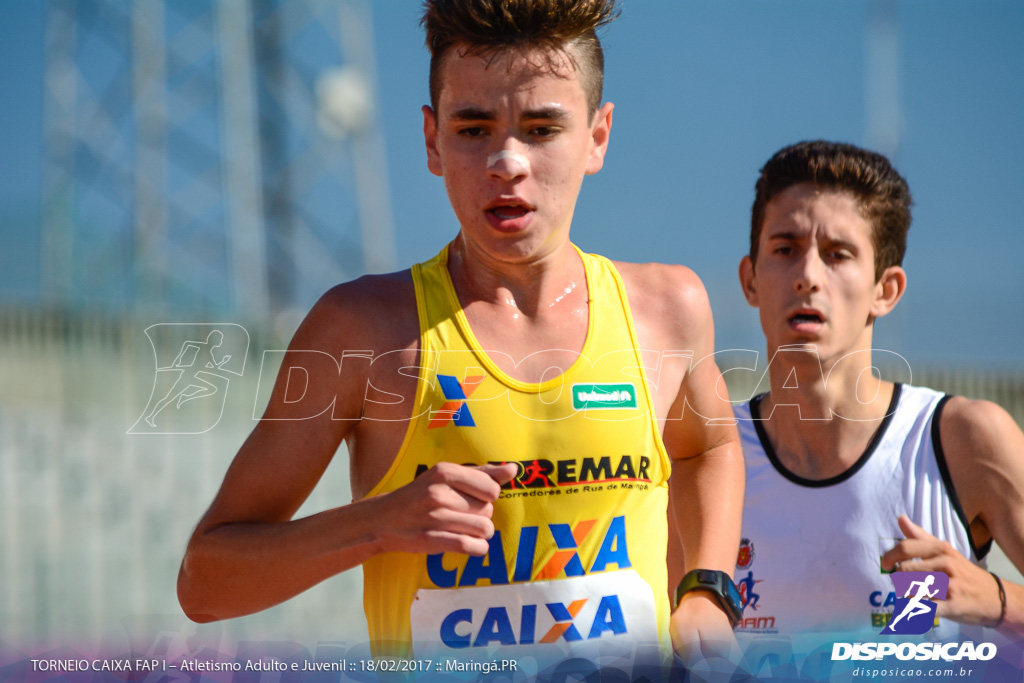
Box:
[990,571,1007,629]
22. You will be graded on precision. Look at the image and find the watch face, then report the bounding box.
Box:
[726,577,742,608]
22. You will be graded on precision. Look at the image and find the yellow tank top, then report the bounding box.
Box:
[362,244,672,664]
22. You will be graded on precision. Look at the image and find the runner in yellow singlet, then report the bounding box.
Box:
[362,245,676,663]
[177,0,745,671]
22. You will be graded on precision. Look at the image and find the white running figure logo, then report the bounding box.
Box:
[144,329,231,427]
[885,574,939,632]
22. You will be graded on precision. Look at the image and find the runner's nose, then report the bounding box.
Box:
[487,148,530,181]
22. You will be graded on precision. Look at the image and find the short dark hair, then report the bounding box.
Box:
[421,0,620,119]
[750,140,913,280]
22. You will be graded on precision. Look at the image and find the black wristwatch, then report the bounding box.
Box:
[675,569,743,628]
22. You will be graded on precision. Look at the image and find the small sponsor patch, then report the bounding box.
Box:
[572,383,638,410]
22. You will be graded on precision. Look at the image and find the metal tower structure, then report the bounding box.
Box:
[865,0,902,159]
[42,0,395,321]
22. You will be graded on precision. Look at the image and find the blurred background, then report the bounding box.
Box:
[1,0,1022,655]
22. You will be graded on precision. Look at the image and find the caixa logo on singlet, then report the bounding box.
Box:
[428,374,483,428]
[410,571,660,651]
[438,593,628,648]
[410,517,661,651]
[426,517,630,588]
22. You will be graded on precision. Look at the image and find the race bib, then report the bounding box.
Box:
[409,569,660,657]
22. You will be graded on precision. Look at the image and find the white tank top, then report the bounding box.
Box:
[733,384,988,638]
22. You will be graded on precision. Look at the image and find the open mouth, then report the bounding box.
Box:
[488,205,529,220]
[789,312,824,324]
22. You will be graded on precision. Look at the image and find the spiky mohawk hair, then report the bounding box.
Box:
[422,0,620,118]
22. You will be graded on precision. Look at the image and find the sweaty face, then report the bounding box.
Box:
[740,183,894,363]
[423,45,612,264]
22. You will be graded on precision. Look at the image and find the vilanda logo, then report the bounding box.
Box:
[428,374,484,429]
[832,571,997,663]
[571,383,638,410]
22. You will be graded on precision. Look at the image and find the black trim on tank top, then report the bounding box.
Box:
[931,394,992,561]
[749,383,903,488]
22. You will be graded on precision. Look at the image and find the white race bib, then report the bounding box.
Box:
[409,569,660,658]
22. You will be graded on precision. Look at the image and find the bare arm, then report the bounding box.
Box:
[883,397,1024,634]
[180,455,514,621]
[620,262,744,659]
[177,279,516,622]
[663,276,745,657]
[666,356,745,580]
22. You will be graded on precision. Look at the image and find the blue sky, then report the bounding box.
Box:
[2,1,1022,370]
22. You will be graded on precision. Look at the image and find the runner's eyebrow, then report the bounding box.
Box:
[766,232,861,255]
[522,107,570,121]
[447,107,571,123]
[821,237,859,251]
[450,107,495,121]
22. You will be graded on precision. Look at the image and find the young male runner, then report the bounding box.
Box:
[733,140,1024,637]
[177,0,744,665]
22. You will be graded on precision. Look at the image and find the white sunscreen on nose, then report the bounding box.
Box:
[486,150,531,173]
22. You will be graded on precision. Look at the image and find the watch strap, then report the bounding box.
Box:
[675,568,743,627]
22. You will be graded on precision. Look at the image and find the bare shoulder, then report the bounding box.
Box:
[294,269,418,354]
[611,260,714,348]
[611,260,708,304]
[253,268,420,435]
[940,395,1024,462]
[940,395,1024,526]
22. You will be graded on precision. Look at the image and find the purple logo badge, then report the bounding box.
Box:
[881,571,949,635]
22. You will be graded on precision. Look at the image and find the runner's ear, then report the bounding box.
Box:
[423,105,442,177]
[584,102,614,176]
[739,256,759,307]
[870,266,906,318]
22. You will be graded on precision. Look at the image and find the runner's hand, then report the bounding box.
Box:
[376,462,518,556]
[881,515,1002,626]
[670,592,743,671]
